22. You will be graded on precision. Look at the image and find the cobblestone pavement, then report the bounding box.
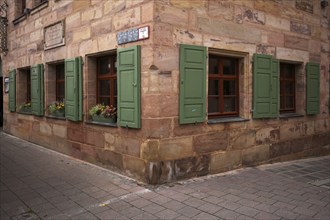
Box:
[1,131,329,220]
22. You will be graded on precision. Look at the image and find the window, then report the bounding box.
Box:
[15,0,26,17]
[280,63,295,113]
[17,67,31,107]
[97,55,117,107]
[208,55,239,117]
[55,63,65,102]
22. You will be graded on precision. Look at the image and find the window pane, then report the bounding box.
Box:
[208,98,219,113]
[223,80,236,95]
[99,98,110,106]
[286,96,294,109]
[223,59,236,75]
[224,97,236,112]
[208,80,219,95]
[99,58,110,75]
[56,64,65,80]
[209,56,219,74]
[99,80,110,96]
[114,79,117,96]
[285,81,294,95]
[56,83,65,101]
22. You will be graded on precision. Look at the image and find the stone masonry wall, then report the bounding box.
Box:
[142,0,330,184]
[2,0,330,184]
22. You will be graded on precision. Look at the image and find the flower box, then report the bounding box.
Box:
[92,115,116,124]
[19,107,32,114]
[50,110,65,118]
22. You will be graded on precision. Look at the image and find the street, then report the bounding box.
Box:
[1,131,329,219]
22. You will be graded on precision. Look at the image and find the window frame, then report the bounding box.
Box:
[96,54,117,107]
[280,63,296,114]
[55,63,65,102]
[208,55,239,118]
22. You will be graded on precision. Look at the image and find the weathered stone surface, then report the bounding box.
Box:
[113,7,141,31]
[40,122,52,136]
[65,12,81,29]
[198,17,261,43]
[154,23,173,46]
[118,137,141,158]
[96,148,123,170]
[193,132,228,153]
[256,127,280,144]
[91,17,112,37]
[284,35,309,51]
[155,4,189,27]
[256,44,276,56]
[85,130,104,148]
[315,119,329,133]
[295,0,313,13]
[72,26,91,42]
[280,123,304,141]
[210,151,242,173]
[231,130,256,150]
[242,144,270,166]
[141,1,153,23]
[171,0,206,9]
[142,118,172,139]
[73,0,90,12]
[53,124,67,138]
[276,47,309,62]
[291,21,311,36]
[141,139,160,161]
[208,1,234,21]
[173,28,203,45]
[159,137,193,161]
[265,14,290,31]
[67,128,85,143]
[175,156,209,180]
[242,8,265,25]
[270,141,291,158]
[123,155,145,180]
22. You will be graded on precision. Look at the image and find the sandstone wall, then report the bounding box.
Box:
[2,0,330,184]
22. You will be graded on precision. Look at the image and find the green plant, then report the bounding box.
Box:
[89,104,117,119]
[18,102,31,111]
[48,101,65,114]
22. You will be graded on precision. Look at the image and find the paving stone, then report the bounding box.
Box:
[274,208,299,219]
[71,211,99,220]
[129,197,152,208]
[118,206,144,218]
[235,206,260,217]
[149,194,172,205]
[154,208,181,219]
[197,202,222,214]
[141,203,165,214]
[183,197,205,208]
[215,208,241,219]
[218,201,241,211]
[192,212,218,219]
[177,206,201,218]
[162,200,186,211]
[131,212,157,220]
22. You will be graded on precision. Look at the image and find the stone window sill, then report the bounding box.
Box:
[85,120,118,127]
[46,115,66,120]
[13,14,27,25]
[279,113,304,119]
[208,117,249,124]
[31,0,49,15]
[17,111,32,115]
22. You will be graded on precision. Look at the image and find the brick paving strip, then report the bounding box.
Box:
[1,132,329,220]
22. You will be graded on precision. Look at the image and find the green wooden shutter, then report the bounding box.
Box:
[31,64,44,116]
[253,54,278,118]
[306,62,320,115]
[117,45,141,128]
[65,57,83,121]
[179,44,206,124]
[8,70,16,112]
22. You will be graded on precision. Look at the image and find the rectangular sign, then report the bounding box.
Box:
[117,26,149,45]
[44,20,65,50]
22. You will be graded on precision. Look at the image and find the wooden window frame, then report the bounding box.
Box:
[55,63,65,102]
[26,69,31,103]
[96,54,117,107]
[280,63,296,113]
[208,55,239,118]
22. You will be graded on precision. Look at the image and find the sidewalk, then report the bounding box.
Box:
[1,131,329,220]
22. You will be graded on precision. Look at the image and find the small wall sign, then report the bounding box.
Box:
[44,20,65,50]
[117,26,149,45]
[4,77,9,93]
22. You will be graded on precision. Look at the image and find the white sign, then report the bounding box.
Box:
[138,26,149,40]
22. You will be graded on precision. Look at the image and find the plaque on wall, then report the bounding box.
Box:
[44,20,65,50]
[117,26,149,45]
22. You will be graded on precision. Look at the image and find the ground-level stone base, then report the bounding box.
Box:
[146,133,330,185]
